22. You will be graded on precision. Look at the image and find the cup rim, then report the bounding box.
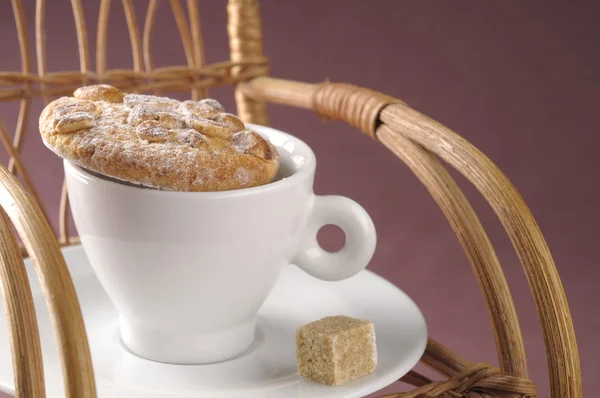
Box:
[63,123,316,198]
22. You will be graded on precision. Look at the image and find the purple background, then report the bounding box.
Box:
[0,1,598,396]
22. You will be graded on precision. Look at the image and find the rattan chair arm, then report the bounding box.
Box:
[379,103,580,398]
[0,165,96,398]
[240,76,581,398]
[0,209,45,397]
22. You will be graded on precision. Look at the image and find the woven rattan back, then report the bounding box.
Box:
[0,1,267,396]
[2,0,268,248]
[0,1,582,398]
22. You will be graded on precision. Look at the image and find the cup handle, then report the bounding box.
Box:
[293,195,376,281]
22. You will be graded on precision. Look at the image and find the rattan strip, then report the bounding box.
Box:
[227,0,269,124]
[67,0,92,242]
[96,0,111,77]
[0,61,268,102]
[388,340,535,397]
[20,237,80,259]
[399,370,434,387]
[384,363,536,398]
[59,180,70,244]
[8,102,31,174]
[379,103,581,398]
[186,0,207,99]
[35,0,48,103]
[8,1,31,176]
[421,338,471,378]
[312,82,402,138]
[143,0,160,95]
[0,121,48,225]
[170,0,196,68]
[169,0,201,100]
[378,125,527,377]
[0,209,46,397]
[34,0,60,245]
[122,0,144,76]
[0,61,265,85]
[0,166,96,397]
[11,0,30,75]
[70,0,90,84]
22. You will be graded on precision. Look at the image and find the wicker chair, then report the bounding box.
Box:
[0,1,581,397]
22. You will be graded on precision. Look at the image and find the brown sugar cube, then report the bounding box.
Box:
[296,316,377,386]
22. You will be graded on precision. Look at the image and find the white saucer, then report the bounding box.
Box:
[0,245,427,397]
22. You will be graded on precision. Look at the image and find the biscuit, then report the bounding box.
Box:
[39,85,280,192]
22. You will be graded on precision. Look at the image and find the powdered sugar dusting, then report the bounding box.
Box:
[234,167,252,187]
[39,85,280,191]
[123,94,179,111]
[199,98,225,112]
[178,100,218,119]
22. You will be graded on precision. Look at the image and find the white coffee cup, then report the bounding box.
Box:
[64,123,376,364]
